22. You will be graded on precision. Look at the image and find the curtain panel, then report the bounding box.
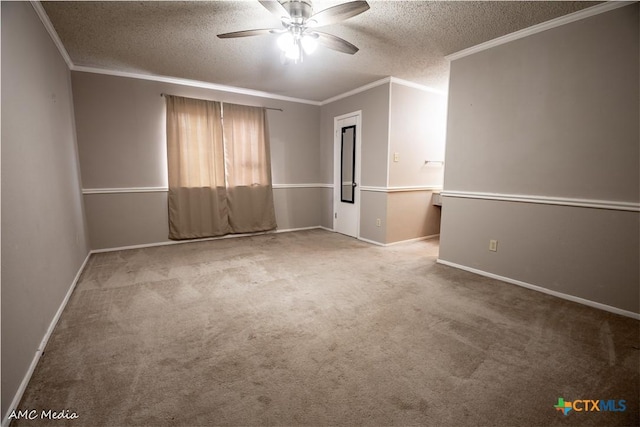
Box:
[223,103,277,233]
[165,95,276,240]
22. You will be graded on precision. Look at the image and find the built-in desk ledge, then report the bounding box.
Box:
[432,191,442,206]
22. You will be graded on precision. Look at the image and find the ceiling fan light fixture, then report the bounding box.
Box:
[218,0,370,63]
[285,43,302,61]
[301,34,318,54]
[277,32,294,51]
[277,32,302,62]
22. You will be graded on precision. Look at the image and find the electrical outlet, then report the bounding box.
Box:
[376,218,381,227]
[489,239,498,252]
[393,152,399,162]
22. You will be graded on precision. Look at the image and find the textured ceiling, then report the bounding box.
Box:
[42,1,599,101]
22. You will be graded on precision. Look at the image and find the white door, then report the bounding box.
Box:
[334,112,361,238]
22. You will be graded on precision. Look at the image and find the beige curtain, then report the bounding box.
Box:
[222,103,277,233]
[166,95,230,239]
[166,96,277,239]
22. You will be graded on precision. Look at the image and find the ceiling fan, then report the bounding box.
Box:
[217,0,370,63]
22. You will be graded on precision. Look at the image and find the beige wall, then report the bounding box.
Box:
[440,4,639,313]
[72,72,322,249]
[1,2,90,419]
[388,83,446,188]
[386,191,441,244]
[386,83,446,243]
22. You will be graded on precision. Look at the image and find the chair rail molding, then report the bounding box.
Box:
[441,190,640,212]
[83,184,334,195]
[360,185,442,193]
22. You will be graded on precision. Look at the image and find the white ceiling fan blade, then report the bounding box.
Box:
[258,0,291,20]
[308,1,370,27]
[217,29,274,39]
[313,31,359,55]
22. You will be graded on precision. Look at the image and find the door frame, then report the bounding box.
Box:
[333,110,362,238]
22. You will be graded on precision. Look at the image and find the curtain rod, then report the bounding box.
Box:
[160,93,283,112]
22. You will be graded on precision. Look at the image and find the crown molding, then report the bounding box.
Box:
[72,66,322,106]
[30,1,73,69]
[446,1,635,61]
[320,77,392,105]
[31,1,627,106]
[389,77,446,95]
[30,0,443,107]
[320,76,446,106]
[30,2,322,106]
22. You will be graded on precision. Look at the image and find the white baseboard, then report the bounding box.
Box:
[316,227,439,247]
[357,236,386,247]
[358,234,440,247]
[273,226,322,233]
[2,252,92,427]
[386,234,440,246]
[90,226,325,254]
[436,259,640,320]
[0,225,328,426]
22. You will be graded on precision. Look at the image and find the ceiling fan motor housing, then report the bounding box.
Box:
[281,0,314,23]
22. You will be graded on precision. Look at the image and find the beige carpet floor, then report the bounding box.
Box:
[13,229,640,426]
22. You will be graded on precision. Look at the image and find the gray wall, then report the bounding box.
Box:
[440,4,639,313]
[320,84,390,187]
[72,72,321,249]
[1,2,90,419]
[77,74,447,248]
[360,191,388,243]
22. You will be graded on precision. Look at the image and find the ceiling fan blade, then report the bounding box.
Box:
[258,0,291,20]
[308,1,370,27]
[314,31,359,55]
[217,29,274,39]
